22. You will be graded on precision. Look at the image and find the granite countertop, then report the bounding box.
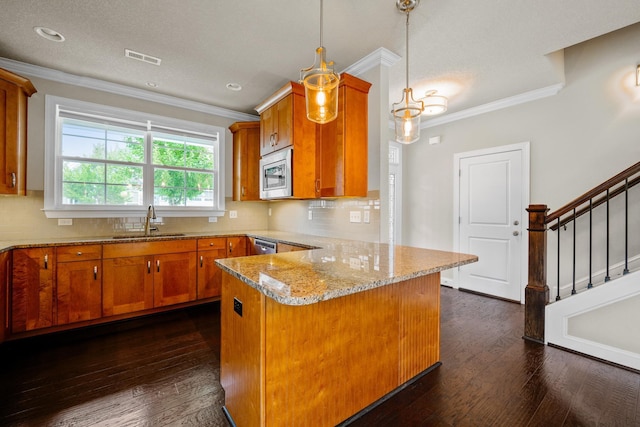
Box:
[216,235,477,306]
[0,230,477,307]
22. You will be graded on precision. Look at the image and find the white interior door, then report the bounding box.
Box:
[455,144,529,302]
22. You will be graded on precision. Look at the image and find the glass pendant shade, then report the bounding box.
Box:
[393,87,423,144]
[301,47,340,124]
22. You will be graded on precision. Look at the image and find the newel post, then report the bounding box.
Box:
[524,204,550,343]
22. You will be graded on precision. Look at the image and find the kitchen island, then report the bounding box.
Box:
[216,241,477,426]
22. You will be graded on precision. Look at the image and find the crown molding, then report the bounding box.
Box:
[419,83,565,129]
[341,47,401,77]
[0,57,259,122]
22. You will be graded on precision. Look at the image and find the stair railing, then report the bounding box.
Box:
[524,161,640,343]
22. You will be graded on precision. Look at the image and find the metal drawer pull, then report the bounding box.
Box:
[77,251,83,256]
[156,259,160,272]
[94,266,98,280]
[10,172,16,188]
[200,255,203,267]
[147,260,151,274]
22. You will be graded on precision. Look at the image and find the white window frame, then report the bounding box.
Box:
[44,95,225,218]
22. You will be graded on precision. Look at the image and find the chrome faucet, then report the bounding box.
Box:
[144,204,157,236]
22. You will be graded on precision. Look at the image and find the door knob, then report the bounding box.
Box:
[513,231,520,236]
[513,220,519,226]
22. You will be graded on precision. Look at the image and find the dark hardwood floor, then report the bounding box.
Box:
[1,287,639,426]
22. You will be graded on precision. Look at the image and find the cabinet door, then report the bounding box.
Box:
[197,238,227,299]
[154,252,197,307]
[11,248,55,332]
[103,256,153,316]
[227,236,247,258]
[0,71,35,195]
[231,122,261,201]
[260,95,293,156]
[57,260,101,325]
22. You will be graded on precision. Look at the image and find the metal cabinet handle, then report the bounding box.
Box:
[209,242,214,246]
[147,260,151,274]
[241,186,246,197]
[513,231,520,236]
[273,132,278,145]
[94,266,98,280]
[229,242,233,254]
[44,254,48,270]
[156,259,160,272]
[77,251,83,256]
[10,172,16,188]
[200,255,203,268]
[513,220,519,226]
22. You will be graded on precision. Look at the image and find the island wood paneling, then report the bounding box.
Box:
[220,274,265,427]
[220,272,442,427]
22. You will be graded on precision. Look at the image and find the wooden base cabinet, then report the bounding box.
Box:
[56,245,102,325]
[197,237,248,300]
[221,271,441,426]
[11,248,55,333]
[103,240,197,316]
[102,256,153,316]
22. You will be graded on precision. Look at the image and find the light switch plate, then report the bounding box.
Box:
[229,210,238,218]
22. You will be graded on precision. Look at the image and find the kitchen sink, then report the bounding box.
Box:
[111,233,186,239]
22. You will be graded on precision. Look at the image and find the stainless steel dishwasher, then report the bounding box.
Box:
[253,238,276,255]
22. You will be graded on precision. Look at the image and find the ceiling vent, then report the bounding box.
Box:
[124,49,161,66]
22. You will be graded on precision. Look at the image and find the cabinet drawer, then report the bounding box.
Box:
[57,245,102,262]
[103,239,197,258]
[198,237,227,251]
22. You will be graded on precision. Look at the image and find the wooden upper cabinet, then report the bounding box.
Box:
[56,245,102,325]
[0,68,36,195]
[11,247,55,332]
[317,74,371,198]
[230,121,261,201]
[258,89,294,156]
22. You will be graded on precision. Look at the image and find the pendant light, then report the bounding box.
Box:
[392,0,424,144]
[300,0,340,124]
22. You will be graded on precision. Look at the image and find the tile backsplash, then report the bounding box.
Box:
[0,191,380,242]
[0,191,269,241]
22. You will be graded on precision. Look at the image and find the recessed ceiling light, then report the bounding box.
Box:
[146,82,158,88]
[34,26,65,42]
[226,82,242,91]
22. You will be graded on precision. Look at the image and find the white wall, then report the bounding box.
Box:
[402,22,640,254]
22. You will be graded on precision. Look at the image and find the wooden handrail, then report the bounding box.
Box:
[546,161,640,224]
[549,174,640,231]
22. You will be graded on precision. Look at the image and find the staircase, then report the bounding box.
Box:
[524,161,640,370]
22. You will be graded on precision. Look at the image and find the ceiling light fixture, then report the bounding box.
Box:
[226,82,242,91]
[34,26,65,42]
[392,0,423,144]
[300,0,340,124]
[423,90,448,115]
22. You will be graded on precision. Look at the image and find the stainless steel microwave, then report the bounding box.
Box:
[259,148,292,199]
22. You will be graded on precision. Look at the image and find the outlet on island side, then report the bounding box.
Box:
[233,297,243,317]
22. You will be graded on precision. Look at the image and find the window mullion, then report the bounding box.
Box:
[144,130,154,207]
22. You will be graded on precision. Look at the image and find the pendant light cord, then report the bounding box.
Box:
[319,0,324,47]
[405,9,409,90]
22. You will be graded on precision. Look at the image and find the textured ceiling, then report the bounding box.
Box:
[1,0,639,119]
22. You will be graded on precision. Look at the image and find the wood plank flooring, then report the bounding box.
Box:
[1,287,639,426]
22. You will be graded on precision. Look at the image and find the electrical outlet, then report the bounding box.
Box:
[58,218,73,226]
[308,210,313,220]
[349,211,361,223]
[208,217,217,223]
[349,257,361,269]
[229,210,238,219]
[268,208,272,216]
[363,210,370,223]
[233,297,243,317]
